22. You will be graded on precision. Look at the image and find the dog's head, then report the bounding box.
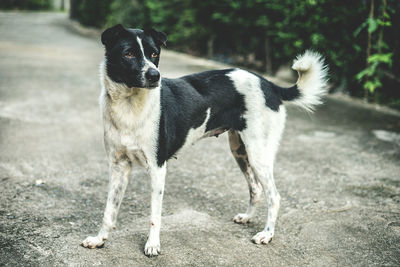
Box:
[101,24,167,89]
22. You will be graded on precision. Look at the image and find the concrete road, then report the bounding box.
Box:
[1,12,399,266]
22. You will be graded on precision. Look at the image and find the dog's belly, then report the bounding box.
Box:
[178,108,228,153]
[202,127,229,139]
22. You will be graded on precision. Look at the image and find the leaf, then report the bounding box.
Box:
[353,44,362,52]
[383,12,390,19]
[255,15,269,27]
[368,53,393,66]
[311,33,323,45]
[356,69,369,82]
[363,78,383,93]
[377,19,392,27]
[294,40,303,48]
[363,81,374,93]
[367,18,378,33]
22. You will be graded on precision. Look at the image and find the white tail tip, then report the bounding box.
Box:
[291,50,328,112]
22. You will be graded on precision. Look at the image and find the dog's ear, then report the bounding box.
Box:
[146,28,167,46]
[101,24,126,47]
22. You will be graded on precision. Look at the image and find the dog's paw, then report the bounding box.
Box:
[81,236,105,248]
[251,231,273,244]
[233,213,252,224]
[144,241,160,257]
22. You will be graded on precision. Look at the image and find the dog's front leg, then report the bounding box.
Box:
[82,158,131,248]
[144,163,166,257]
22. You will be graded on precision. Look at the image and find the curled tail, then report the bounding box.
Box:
[277,50,328,112]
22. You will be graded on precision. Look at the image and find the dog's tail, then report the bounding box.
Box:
[275,50,328,112]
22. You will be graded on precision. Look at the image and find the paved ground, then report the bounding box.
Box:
[1,12,400,266]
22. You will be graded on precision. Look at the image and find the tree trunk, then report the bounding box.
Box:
[365,0,374,101]
[69,0,78,20]
[373,0,387,103]
[207,36,215,59]
[265,36,272,75]
[377,0,387,54]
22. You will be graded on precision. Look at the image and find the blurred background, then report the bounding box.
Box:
[2,0,399,109]
[1,1,399,265]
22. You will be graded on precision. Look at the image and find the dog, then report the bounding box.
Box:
[81,24,327,257]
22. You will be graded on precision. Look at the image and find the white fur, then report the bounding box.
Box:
[291,50,328,112]
[137,37,157,70]
[145,164,166,256]
[183,108,211,146]
[227,69,286,244]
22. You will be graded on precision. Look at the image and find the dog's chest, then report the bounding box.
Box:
[105,90,160,166]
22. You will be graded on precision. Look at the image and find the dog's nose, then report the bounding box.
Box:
[145,68,160,83]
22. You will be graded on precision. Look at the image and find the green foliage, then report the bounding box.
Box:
[355,0,395,98]
[0,0,52,10]
[107,0,148,29]
[70,0,400,107]
[70,0,112,28]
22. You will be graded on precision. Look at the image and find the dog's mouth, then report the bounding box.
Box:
[144,80,160,89]
[125,80,160,90]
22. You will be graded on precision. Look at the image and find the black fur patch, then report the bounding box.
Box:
[236,157,248,172]
[275,84,300,101]
[260,78,283,111]
[236,144,247,156]
[251,72,300,111]
[156,70,247,166]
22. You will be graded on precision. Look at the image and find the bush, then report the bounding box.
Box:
[106,0,149,29]
[70,0,112,28]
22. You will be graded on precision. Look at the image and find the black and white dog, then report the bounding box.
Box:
[81,24,327,257]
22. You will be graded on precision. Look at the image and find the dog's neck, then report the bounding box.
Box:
[104,76,156,123]
[100,62,160,130]
[103,73,149,102]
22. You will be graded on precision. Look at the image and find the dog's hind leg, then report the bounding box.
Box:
[81,157,131,248]
[240,108,286,244]
[228,130,263,224]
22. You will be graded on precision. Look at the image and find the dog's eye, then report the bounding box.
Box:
[151,53,158,59]
[125,52,135,59]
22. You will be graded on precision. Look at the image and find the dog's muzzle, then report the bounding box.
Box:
[145,68,160,85]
